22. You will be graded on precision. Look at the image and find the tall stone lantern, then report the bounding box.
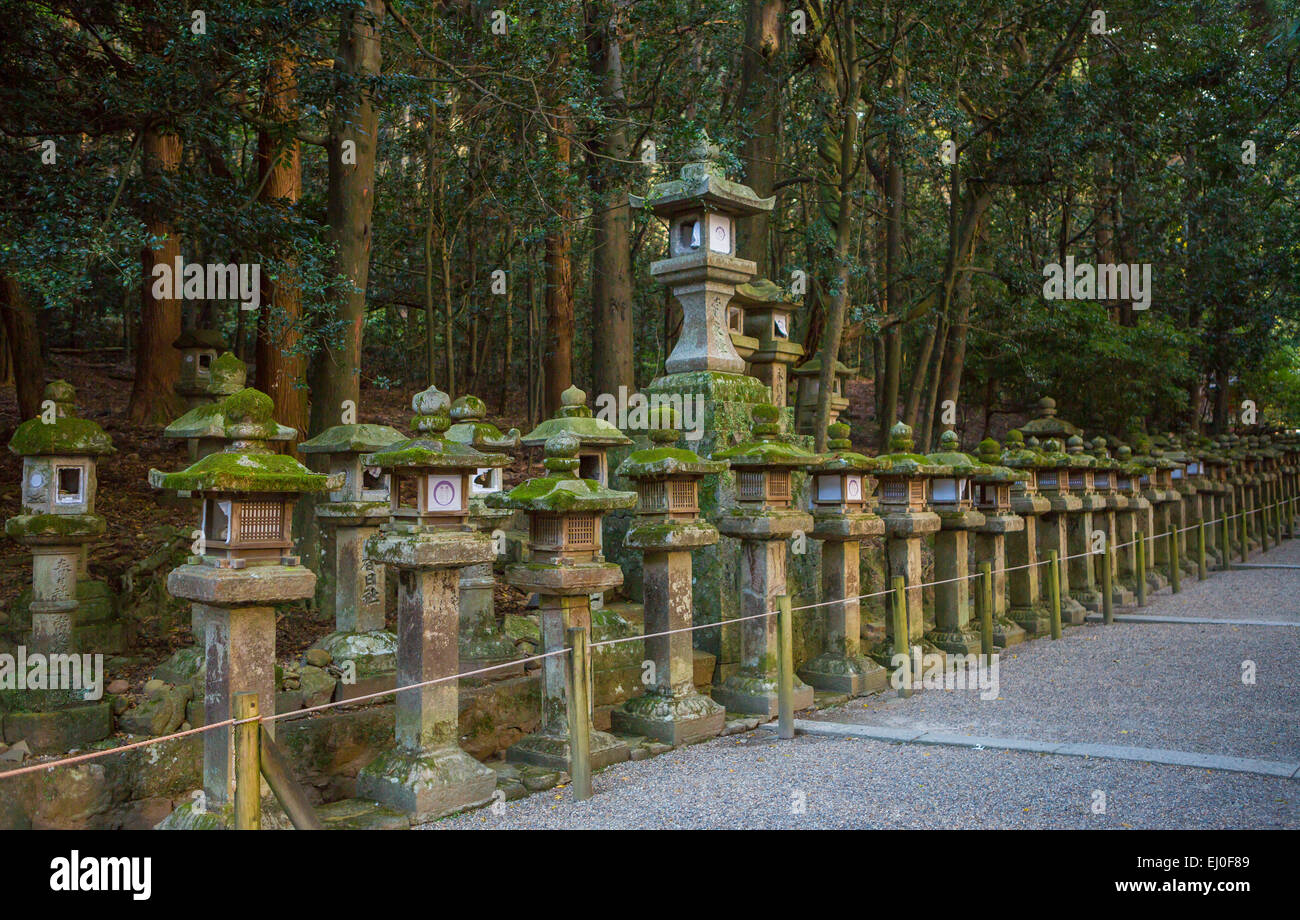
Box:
[869,422,948,659]
[445,394,525,673]
[1112,445,1152,596]
[489,432,636,770]
[1032,437,1087,623]
[353,384,510,821]
[297,421,405,682]
[645,134,775,377]
[924,430,989,655]
[150,388,335,813]
[798,422,887,693]
[1160,437,1199,576]
[733,279,804,407]
[6,380,116,655]
[611,409,729,744]
[1061,435,1105,612]
[1089,438,1134,608]
[1135,442,1180,580]
[971,437,1029,647]
[710,404,819,715]
[1000,431,1053,637]
[793,357,853,435]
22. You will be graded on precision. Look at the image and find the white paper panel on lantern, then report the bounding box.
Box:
[773,314,789,339]
[932,478,958,502]
[1171,468,1183,480]
[1187,461,1200,474]
[425,474,463,512]
[707,213,731,254]
[471,467,502,495]
[816,474,842,502]
[845,475,863,502]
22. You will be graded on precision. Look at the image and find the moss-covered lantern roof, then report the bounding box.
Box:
[711,404,821,468]
[163,387,297,443]
[1019,396,1084,440]
[446,394,522,451]
[616,407,727,480]
[973,437,1029,483]
[1000,430,1047,469]
[363,384,509,471]
[791,356,856,378]
[1064,435,1097,468]
[489,432,637,514]
[874,422,952,476]
[927,429,991,476]
[520,385,632,448]
[640,133,776,219]
[149,389,336,494]
[807,422,879,474]
[298,422,406,456]
[8,380,114,457]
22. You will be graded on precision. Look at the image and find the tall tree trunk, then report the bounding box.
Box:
[307,0,384,435]
[585,0,635,399]
[0,273,44,419]
[255,54,308,443]
[543,50,575,417]
[127,124,185,424]
[736,0,783,275]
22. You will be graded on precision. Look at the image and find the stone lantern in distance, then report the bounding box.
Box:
[710,404,819,715]
[172,330,233,409]
[924,430,989,655]
[489,432,637,770]
[799,422,887,694]
[734,279,804,407]
[611,408,729,744]
[296,421,406,681]
[999,430,1052,637]
[793,357,853,435]
[6,380,115,655]
[971,437,1028,647]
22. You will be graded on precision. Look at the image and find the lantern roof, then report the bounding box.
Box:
[875,422,951,475]
[1114,445,1152,477]
[446,394,522,451]
[791,356,856,378]
[489,432,637,514]
[149,389,336,494]
[641,133,775,219]
[163,387,296,443]
[363,384,509,471]
[521,385,632,448]
[1087,437,1122,471]
[1063,435,1097,468]
[1019,396,1084,440]
[927,429,991,476]
[711,404,821,468]
[732,278,799,310]
[1000,430,1048,469]
[172,328,227,351]
[617,407,727,480]
[807,422,878,474]
[972,437,1028,483]
[1033,437,1073,468]
[8,381,114,457]
[298,422,406,456]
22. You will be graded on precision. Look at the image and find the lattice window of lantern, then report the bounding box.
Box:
[769,471,791,501]
[909,480,926,504]
[566,514,597,549]
[240,500,283,542]
[1040,472,1058,488]
[1095,473,1110,489]
[670,479,697,512]
[638,481,666,512]
[1068,472,1084,490]
[738,471,765,501]
[531,516,564,549]
[881,481,906,503]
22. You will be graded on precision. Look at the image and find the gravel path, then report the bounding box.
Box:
[422,535,1300,830]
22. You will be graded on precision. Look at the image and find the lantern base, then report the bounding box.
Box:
[993,617,1027,648]
[355,744,496,824]
[797,652,887,695]
[925,627,983,656]
[1008,602,1054,638]
[611,691,726,745]
[505,726,630,772]
[313,629,398,681]
[711,669,813,717]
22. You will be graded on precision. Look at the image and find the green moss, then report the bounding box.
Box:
[5,512,105,540]
[298,423,405,455]
[617,446,727,478]
[8,417,113,457]
[362,437,507,470]
[150,450,335,493]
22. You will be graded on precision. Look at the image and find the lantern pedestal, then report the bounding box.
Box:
[927,513,986,655]
[875,512,944,662]
[1065,499,1105,613]
[800,513,888,694]
[459,502,523,676]
[711,512,815,716]
[612,526,726,745]
[975,518,1027,648]
[1039,500,1087,623]
[505,568,631,770]
[312,504,398,680]
[167,563,315,808]
[1006,505,1052,637]
[354,529,497,822]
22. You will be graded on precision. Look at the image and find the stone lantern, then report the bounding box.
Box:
[1111,445,1153,596]
[522,385,630,487]
[149,388,335,815]
[611,409,729,743]
[297,421,405,683]
[172,330,235,409]
[1060,435,1105,612]
[793,357,853,435]
[710,404,819,715]
[6,381,117,655]
[733,278,804,406]
[869,422,948,660]
[163,363,288,466]
[352,384,510,821]
[1132,439,1180,585]
[489,432,636,770]
[1159,436,1199,577]
[644,134,775,377]
[1089,438,1134,608]
[971,437,1029,647]
[924,430,989,654]
[1000,430,1053,637]
[798,422,887,693]
[1031,437,1087,622]
[445,394,525,674]
[1197,443,1231,567]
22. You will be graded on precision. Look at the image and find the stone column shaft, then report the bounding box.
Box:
[394,568,461,753]
[202,604,276,807]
